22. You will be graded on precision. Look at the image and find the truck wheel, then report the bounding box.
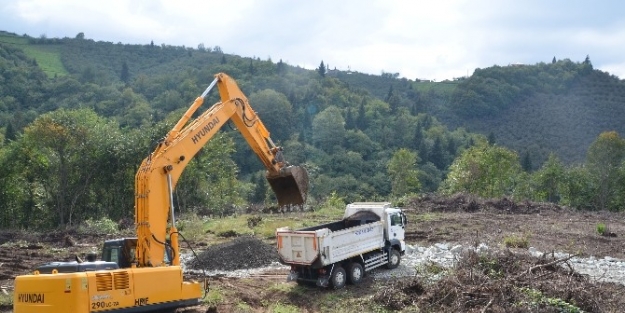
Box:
[386,249,401,269]
[330,265,346,289]
[347,263,364,285]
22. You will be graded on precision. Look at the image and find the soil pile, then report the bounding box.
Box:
[408,193,568,214]
[189,236,279,271]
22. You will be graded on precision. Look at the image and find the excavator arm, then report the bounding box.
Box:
[134,73,308,267]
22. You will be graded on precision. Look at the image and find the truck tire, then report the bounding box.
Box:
[386,249,401,269]
[347,262,364,285]
[330,265,347,289]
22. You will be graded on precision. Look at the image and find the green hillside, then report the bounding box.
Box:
[0,31,68,77]
[2,30,625,229]
[435,59,625,165]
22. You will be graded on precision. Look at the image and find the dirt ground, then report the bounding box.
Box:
[2,194,625,312]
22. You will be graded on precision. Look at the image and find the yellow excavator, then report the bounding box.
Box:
[13,73,309,313]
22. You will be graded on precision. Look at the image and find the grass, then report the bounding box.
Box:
[596,223,607,236]
[518,287,583,313]
[0,33,68,78]
[503,234,530,249]
[202,286,224,307]
[269,302,299,313]
[205,216,255,237]
[23,45,68,78]
[410,212,442,222]
[0,291,13,307]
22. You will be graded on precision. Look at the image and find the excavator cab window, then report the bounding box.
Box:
[101,238,137,268]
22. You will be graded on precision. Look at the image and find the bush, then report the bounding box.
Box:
[78,217,118,235]
[596,223,607,236]
[503,234,530,248]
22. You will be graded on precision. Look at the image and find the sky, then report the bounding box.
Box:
[1,0,624,81]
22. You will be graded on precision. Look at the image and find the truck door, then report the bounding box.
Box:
[388,211,405,241]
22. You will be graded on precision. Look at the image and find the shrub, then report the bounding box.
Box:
[596,223,607,236]
[78,217,118,235]
[503,234,529,249]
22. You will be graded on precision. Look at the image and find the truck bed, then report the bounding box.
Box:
[276,220,385,267]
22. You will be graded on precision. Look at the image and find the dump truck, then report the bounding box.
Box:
[276,202,407,289]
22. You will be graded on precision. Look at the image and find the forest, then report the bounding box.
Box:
[1,30,625,230]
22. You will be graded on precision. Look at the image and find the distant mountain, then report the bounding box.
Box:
[2,29,624,170]
[437,60,625,165]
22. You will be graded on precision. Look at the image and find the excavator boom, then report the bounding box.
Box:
[135,72,308,267]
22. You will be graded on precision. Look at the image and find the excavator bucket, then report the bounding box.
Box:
[267,166,309,207]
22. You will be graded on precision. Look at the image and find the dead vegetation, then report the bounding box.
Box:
[374,249,625,312]
[2,195,625,312]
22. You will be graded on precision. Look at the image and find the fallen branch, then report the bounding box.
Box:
[481,298,493,313]
[517,253,579,279]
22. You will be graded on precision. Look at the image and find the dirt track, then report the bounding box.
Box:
[2,194,625,312]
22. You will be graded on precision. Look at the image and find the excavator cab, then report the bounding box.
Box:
[267,165,309,207]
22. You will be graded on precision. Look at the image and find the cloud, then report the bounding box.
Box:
[1,0,624,80]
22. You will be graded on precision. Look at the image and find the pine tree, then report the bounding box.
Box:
[522,151,533,172]
[345,108,355,130]
[488,132,496,145]
[317,61,326,77]
[430,137,445,169]
[412,123,423,150]
[251,173,267,204]
[356,100,367,129]
[552,56,557,64]
[120,61,130,83]
[248,59,255,75]
[4,121,16,143]
[277,59,285,75]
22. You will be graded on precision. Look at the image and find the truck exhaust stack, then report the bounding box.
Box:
[267,165,309,207]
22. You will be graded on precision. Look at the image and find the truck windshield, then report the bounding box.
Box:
[390,213,403,226]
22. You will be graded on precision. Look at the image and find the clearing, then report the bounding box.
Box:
[2,194,625,312]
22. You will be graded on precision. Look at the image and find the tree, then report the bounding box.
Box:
[248,89,293,142]
[442,142,521,198]
[277,59,286,75]
[317,61,326,77]
[75,32,85,40]
[176,133,245,216]
[387,148,421,197]
[251,172,267,204]
[586,131,625,210]
[487,132,496,145]
[21,109,117,226]
[248,59,255,75]
[312,106,345,152]
[120,61,130,83]
[356,99,367,129]
[533,153,565,203]
[4,121,16,143]
[521,151,533,172]
[552,56,556,64]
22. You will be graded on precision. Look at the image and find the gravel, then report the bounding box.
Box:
[188,236,279,272]
[372,242,625,285]
[184,237,625,286]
